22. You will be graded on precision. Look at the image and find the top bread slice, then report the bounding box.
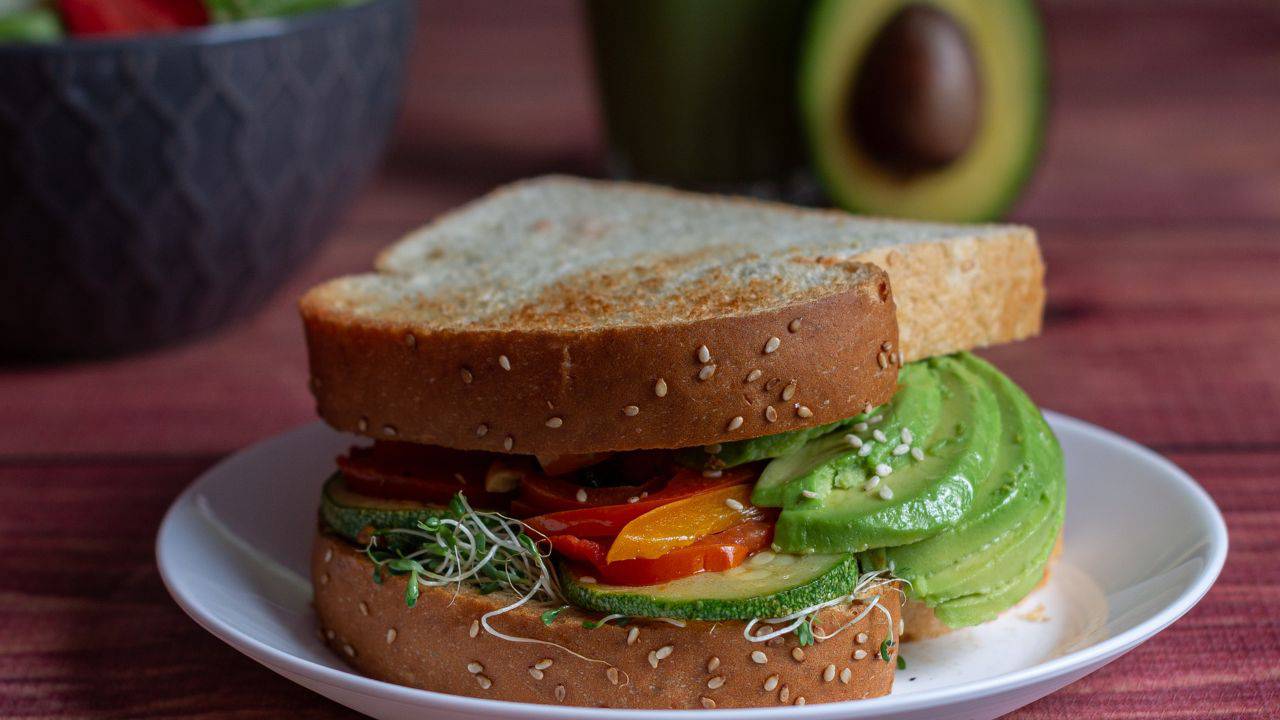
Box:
[301,176,1043,454]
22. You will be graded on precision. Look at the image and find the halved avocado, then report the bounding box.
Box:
[800,0,1046,221]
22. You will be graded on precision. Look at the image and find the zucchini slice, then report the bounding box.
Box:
[320,473,447,544]
[561,552,861,621]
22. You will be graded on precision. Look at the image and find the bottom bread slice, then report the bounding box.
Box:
[313,533,903,709]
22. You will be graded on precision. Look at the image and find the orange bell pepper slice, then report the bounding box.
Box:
[553,520,775,586]
[523,467,755,537]
[605,484,760,562]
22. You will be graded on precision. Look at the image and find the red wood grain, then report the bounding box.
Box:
[2,1,1278,718]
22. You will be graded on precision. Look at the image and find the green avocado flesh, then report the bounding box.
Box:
[320,474,446,547]
[750,366,939,508]
[758,356,999,553]
[742,353,1064,629]
[865,357,1065,626]
[800,0,1046,221]
[561,552,860,621]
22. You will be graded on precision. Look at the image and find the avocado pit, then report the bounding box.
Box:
[848,3,983,176]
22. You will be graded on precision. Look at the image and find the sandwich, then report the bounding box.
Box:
[300,176,1063,708]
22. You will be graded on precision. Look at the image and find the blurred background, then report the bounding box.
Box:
[1,1,1277,717]
[3,0,1275,452]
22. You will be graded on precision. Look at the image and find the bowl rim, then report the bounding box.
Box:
[0,0,407,54]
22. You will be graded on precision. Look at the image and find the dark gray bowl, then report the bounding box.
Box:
[0,0,414,360]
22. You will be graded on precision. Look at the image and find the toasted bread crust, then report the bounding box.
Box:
[899,598,956,642]
[302,267,899,453]
[313,534,902,709]
[858,229,1044,363]
[363,175,1042,360]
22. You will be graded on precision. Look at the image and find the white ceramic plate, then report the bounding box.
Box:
[157,412,1226,720]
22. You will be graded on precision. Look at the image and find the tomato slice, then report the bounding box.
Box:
[516,472,660,513]
[546,534,608,568]
[516,451,704,513]
[337,442,509,508]
[59,0,207,35]
[606,484,762,562]
[555,520,775,586]
[523,467,756,538]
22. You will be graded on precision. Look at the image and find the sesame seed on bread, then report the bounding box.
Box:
[301,176,1043,454]
[313,533,902,709]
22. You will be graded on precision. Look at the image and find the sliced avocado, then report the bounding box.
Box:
[752,361,939,508]
[767,356,999,553]
[930,512,1060,627]
[912,494,1054,601]
[561,552,860,621]
[320,473,447,545]
[750,430,862,508]
[800,0,1046,221]
[870,353,1065,627]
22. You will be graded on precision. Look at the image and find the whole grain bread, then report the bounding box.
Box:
[302,176,1043,453]
[313,533,903,709]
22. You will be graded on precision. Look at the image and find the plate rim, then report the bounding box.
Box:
[156,410,1229,718]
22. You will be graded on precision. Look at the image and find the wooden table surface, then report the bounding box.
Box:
[3,1,1278,717]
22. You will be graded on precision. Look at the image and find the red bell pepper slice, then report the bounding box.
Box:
[516,471,662,514]
[546,534,608,569]
[555,520,775,586]
[59,0,207,36]
[337,442,510,508]
[523,467,756,538]
[536,452,614,476]
[515,450,692,513]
